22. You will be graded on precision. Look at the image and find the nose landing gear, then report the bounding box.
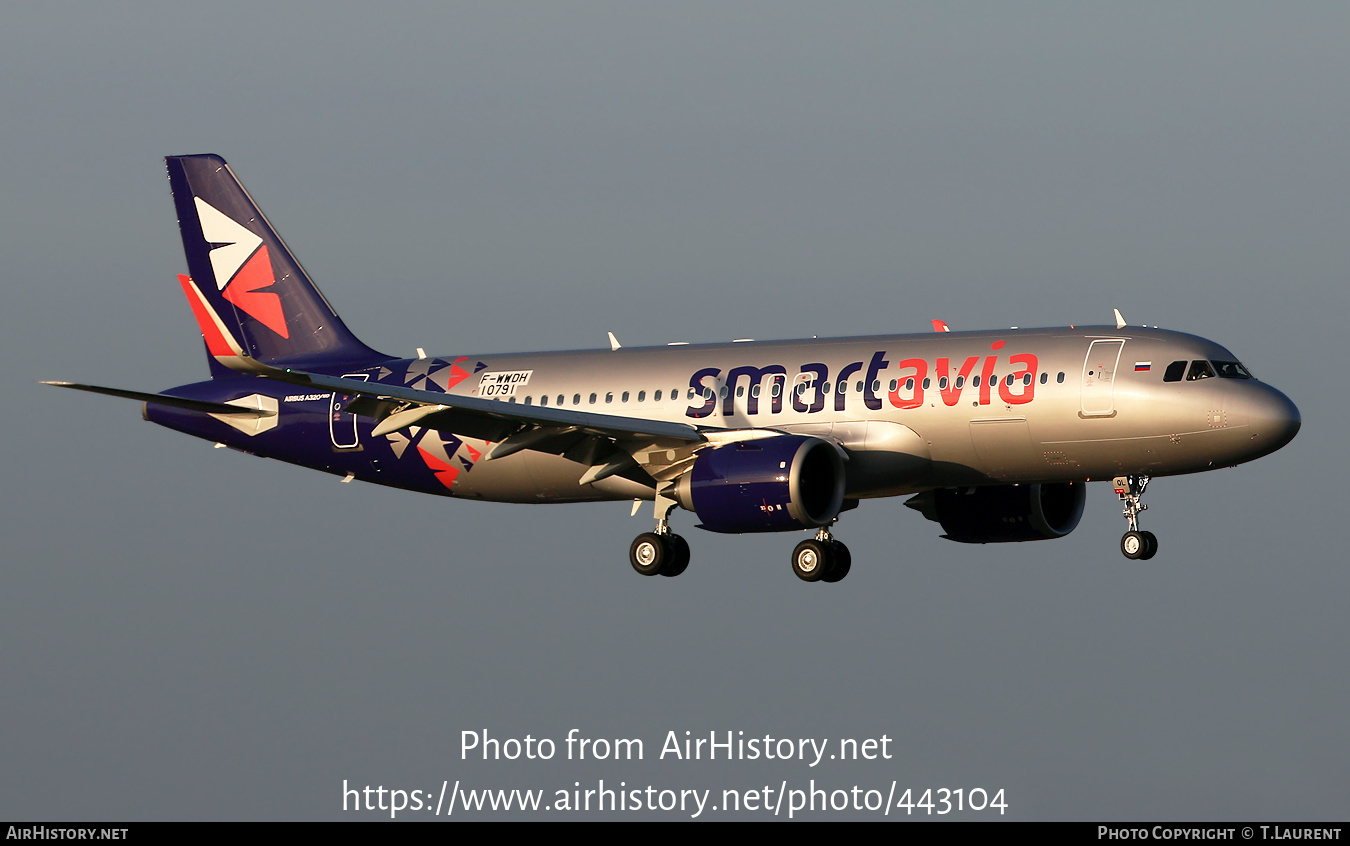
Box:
[1115,475,1158,560]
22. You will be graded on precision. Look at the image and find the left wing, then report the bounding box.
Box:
[269,368,708,487]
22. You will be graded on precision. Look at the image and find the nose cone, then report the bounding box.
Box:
[1244,384,1301,458]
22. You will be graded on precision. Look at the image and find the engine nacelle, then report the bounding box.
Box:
[675,435,845,533]
[905,482,1086,543]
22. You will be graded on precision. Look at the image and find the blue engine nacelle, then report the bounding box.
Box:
[904,482,1086,543]
[674,435,846,533]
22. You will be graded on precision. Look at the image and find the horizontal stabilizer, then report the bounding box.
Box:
[41,381,274,417]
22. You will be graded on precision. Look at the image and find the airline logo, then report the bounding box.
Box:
[684,342,1039,419]
[194,197,289,338]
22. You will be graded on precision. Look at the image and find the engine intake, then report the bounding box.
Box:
[675,435,845,533]
[905,482,1085,543]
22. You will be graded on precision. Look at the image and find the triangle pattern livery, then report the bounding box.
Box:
[43,154,1303,584]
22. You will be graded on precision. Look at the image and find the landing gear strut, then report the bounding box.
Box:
[1114,475,1158,560]
[791,526,851,583]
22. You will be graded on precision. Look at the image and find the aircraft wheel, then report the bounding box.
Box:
[1139,531,1158,560]
[661,534,690,577]
[630,533,668,576]
[1120,531,1148,560]
[822,541,851,582]
[791,539,831,582]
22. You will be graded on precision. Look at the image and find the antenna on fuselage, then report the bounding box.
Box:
[1113,308,1128,329]
[608,332,622,351]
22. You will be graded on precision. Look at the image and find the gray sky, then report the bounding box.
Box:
[2,2,1345,820]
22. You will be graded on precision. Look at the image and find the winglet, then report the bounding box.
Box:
[931,319,950,332]
[1113,308,1127,329]
[608,332,622,351]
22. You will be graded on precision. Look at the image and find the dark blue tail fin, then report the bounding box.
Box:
[166,154,389,376]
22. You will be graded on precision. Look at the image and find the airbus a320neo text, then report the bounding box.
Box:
[47,156,1301,582]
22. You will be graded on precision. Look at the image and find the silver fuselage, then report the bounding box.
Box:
[414,325,1299,504]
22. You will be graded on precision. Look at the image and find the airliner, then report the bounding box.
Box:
[45,155,1301,582]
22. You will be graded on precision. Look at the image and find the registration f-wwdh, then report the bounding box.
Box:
[47,156,1301,582]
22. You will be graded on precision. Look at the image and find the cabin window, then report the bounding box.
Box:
[524,396,532,405]
[1040,372,1048,384]
[574,394,581,405]
[621,391,629,402]
[1023,373,1032,386]
[955,376,964,389]
[1006,374,1015,386]
[856,380,864,393]
[771,382,782,398]
[557,395,564,406]
[889,379,898,391]
[719,386,728,399]
[606,392,614,403]
[638,390,646,402]
[539,395,547,406]
[821,382,831,394]
[923,378,931,389]
[939,377,948,389]
[906,378,915,391]
[1056,372,1065,383]
[1186,360,1216,381]
[972,375,981,388]
[589,393,597,404]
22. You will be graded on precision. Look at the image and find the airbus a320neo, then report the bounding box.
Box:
[46,155,1301,582]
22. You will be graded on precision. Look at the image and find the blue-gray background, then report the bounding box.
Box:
[3,3,1344,820]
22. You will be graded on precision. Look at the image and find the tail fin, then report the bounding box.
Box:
[166,154,389,376]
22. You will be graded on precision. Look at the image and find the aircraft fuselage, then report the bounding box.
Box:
[145,325,1299,506]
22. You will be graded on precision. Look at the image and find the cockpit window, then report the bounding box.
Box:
[1163,361,1187,382]
[1186,360,1216,381]
[1213,360,1252,379]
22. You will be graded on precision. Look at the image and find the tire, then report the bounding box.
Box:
[792,539,831,582]
[1139,531,1158,560]
[822,541,851,583]
[661,534,690,577]
[630,533,667,576]
[1121,531,1147,560]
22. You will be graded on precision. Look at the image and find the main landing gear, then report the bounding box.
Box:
[629,494,853,582]
[629,527,690,578]
[791,527,851,583]
[630,491,691,578]
[1115,474,1158,560]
